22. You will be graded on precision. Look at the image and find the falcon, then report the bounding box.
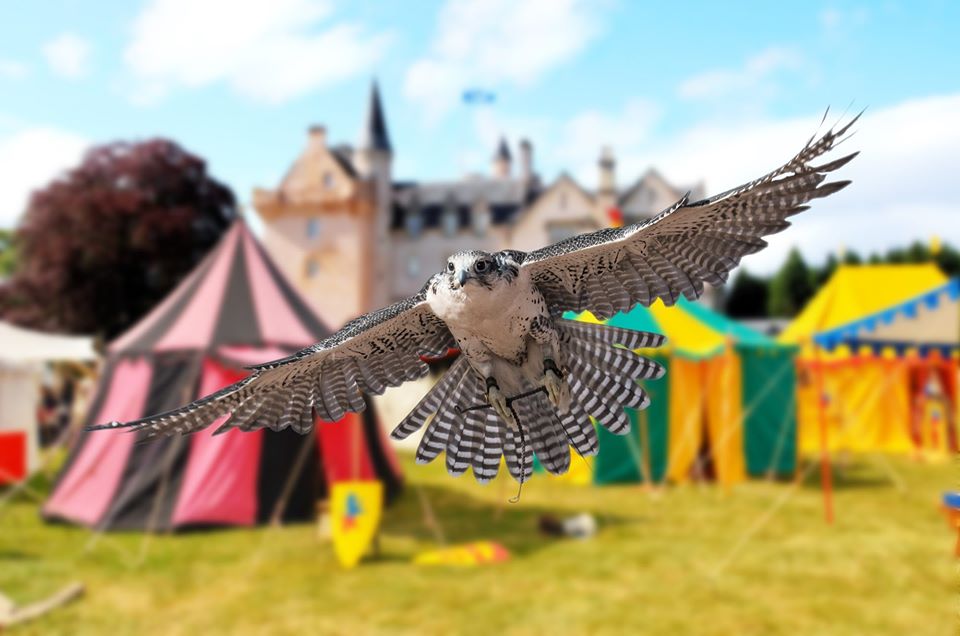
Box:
[90,115,858,484]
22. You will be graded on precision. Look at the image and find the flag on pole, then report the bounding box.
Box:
[330,480,383,569]
[462,89,496,105]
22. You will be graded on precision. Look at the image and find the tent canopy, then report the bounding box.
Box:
[813,278,959,356]
[110,218,328,357]
[0,320,97,366]
[45,219,402,531]
[568,296,782,359]
[778,263,948,348]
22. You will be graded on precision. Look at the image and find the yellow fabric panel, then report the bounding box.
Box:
[665,358,705,482]
[649,300,725,357]
[779,264,948,348]
[550,451,595,485]
[797,360,914,454]
[705,351,746,486]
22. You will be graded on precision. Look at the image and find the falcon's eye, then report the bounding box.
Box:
[475,260,488,273]
[447,262,455,272]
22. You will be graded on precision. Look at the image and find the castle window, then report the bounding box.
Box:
[306,218,321,239]
[405,207,423,238]
[472,198,490,237]
[305,257,320,278]
[442,194,459,237]
[323,172,335,189]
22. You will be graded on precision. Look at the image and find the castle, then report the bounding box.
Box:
[254,83,706,328]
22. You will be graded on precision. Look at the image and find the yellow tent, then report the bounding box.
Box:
[778,264,950,455]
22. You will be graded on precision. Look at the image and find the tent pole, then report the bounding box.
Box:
[812,342,834,524]
[269,430,317,527]
[638,408,653,491]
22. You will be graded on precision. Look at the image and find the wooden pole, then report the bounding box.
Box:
[812,342,834,524]
[270,430,316,527]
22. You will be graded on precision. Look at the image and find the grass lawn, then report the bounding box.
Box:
[0,452,956,635]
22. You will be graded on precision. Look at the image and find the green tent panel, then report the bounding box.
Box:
[594,353,670,484]
[738,344,798,477]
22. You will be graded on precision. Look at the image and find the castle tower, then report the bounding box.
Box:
[354,80,394,313]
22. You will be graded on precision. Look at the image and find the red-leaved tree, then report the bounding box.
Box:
[0,139,237,339]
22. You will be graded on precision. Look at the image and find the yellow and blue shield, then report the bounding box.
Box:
[330,480,383,569]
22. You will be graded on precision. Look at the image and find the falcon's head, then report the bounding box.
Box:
[445,250,520,290]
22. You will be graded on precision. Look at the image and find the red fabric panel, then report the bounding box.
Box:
[154,227,239,351]
[171,359,263,527]
[935,361,959,452]
[43,358,152,525]
[0,432,26,485]
[317,413,376,484]
[241,228,315,347]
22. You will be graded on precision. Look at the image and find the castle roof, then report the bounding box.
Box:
[360,80,392,153]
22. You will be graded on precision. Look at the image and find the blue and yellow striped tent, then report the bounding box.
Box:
[563,297,797,486]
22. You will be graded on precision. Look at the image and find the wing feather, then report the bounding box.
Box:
[89,283,455,437]
[521,114,860,316]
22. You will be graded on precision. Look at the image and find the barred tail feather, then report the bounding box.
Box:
[560,321,664,438]
[392,320,664,484]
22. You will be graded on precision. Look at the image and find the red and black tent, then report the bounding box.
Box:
[44,219,402,531]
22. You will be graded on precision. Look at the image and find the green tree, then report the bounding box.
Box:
[724,269,769,318]
[842,249,862,265]
[768,247,813,317]
[0,139,237,338]
[812,253,839,287]
[0,229,15,278]
[933,243,960,277]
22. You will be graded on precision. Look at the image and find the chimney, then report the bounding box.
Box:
[598,146,616,195]
[308,125,327,149]
[492,136,512,178]
[596,146,617,215]
[518,138,533,182]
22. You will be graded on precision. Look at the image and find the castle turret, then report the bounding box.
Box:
[491,137,512,178]
[354,80,394,312]
[518,138,534,183]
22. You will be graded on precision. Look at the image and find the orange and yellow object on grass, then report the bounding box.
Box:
[414,541,510,567]
[330,480,383,569]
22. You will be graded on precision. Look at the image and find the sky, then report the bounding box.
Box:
[0,0,958,273]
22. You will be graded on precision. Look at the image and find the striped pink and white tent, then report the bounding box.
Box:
[44,219,402,531]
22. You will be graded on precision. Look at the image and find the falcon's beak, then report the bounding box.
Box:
[457,269,469,287]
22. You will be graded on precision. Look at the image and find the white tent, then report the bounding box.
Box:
[0,321,97,478]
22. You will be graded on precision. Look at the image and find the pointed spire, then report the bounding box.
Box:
[494,136,511,161]
[360,79,392,153]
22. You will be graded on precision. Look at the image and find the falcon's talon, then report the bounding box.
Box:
[543,368,570,410]
[486,382,516,427]
[543,358,563,379]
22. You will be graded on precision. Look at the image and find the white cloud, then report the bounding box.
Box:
[820,6,869,34]
[555,98,661,181]
[124,0,390,104]
[599,95,960,274]
[0,127,88,228]
[0,59,29,80]
[43,33,91,79]
[678,47,805,101]
[404,0,604,122]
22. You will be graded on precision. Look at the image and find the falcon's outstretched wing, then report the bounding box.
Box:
[522,114,860,318]
[88,283,455,438]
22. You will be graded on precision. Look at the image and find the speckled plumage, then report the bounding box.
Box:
[89,115,858,483]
